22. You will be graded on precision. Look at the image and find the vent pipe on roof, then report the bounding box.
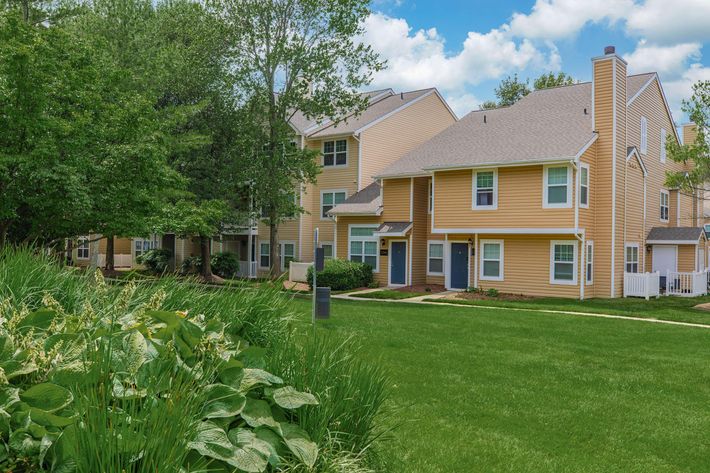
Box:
[604,45,615,55]
[400,92,404,100]
[584,108,588,115]
[483,114,486,124]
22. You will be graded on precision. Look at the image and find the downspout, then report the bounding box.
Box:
[576,232,585,300]
[333,216,338,260]
[474,233,479,289]
[354,134,362,191]
[643,174,647,271]
[298,134,305,260]
[409,178,414,286]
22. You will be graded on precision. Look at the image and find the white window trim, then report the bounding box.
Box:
[479,239,504,281]
[77,236,90,260]
[321,241,334,259]
[550,240,578,285]
[660,128,667,163]
[660,189,669,223]
[579,162,590,209]
[347,224,379,273]
[279,241,296,272]
[320,189,347,221]
[322,139,348,168]
[586,240,594,285]
[427,240,445,276]
[472,169,498,210]
[258,241,270,269]
[640,116,648,155]
[624,242,640,274]
[543,165,573,209]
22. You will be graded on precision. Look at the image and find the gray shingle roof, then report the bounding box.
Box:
[375,74,660,179]
[308,89,436,138]
[328,182,382,216]
[375,221,412,236]
[646,227,705,243]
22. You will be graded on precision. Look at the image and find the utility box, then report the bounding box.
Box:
[315,247,325,271]
[315,287,330,319]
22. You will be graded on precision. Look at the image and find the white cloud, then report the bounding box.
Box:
[626,0,710,44]
[360,13,556,93]
[661,63,710,120]
[623,41,702,76]
[444,93,483,118]
[507,0,634,40]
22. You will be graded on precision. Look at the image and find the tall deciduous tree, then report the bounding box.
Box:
[217,0,383,277]
[666,80,710,192]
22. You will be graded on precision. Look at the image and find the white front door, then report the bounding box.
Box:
[652,245,677,274]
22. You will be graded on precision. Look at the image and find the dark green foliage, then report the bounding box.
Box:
[211,252,240,279]
[306,259,373,291]
[180,255,203,275]
[533,72,576,90]
[486,288,499,297]
[137,248,172,274]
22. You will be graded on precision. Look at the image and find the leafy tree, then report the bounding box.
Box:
[666,80,710,193]
[479,100,498,110]
[494,73,530,107]
[534,72,576,90]
[217,0,383,277]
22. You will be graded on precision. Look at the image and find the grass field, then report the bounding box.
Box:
[424,294,710,325]
[290,297,710,473]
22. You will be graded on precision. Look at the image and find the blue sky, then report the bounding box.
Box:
[361,0,710,120]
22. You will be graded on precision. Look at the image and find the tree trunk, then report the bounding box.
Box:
[65,239,73,266]
[269,219,280,280]
[200,235,213,280]
[0,222,7,249]
[105,235,115,271]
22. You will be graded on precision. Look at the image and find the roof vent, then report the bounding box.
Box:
[584,108,588,115]
[604,45,615,55]
[400,92,404,100]
[483,114,487,124]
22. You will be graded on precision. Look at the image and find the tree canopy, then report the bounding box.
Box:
[480,71,576,110]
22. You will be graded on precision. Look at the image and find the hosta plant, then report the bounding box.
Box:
[0,271,319,472]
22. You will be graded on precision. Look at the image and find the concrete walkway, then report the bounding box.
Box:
[333,289,710,330]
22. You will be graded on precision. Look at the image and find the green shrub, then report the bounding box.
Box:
[137,248,172,274]
[181,255,203,275]
[211,252,240,278]
[486,288,499,297]
[306,259,374,291]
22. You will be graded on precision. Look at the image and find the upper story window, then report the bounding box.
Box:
[472,170,498,210]
[77,237,90,259]
[660,189,669,222]
[543,165,571,208]
[640,116,648,155]
[323,139,347,167]
[660,128,667,163]
[321,190,346,219]
[579,163,589,208]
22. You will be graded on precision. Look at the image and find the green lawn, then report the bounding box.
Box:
[424,294,710,325]
[350,289,426,300]
[290,297,710,473]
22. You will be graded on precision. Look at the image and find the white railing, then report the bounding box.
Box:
[97,254,133,268]
[237,261,258,279]
[666,270,709,297]
[624,272,660,299]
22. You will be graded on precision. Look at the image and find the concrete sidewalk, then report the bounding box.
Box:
[331,288,710,330]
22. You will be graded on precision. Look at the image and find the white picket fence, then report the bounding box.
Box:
[623,272,661,299]
[97,254,133,268]
[666,270,708,297]
[237,261,258,278]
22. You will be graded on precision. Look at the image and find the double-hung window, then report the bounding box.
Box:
[321,243,334,259]
[349,226,378,270]
[544,166,571,208]
[473,170,497,209]
[259,242,270,268]
[134,237,157,258]
[321,191,346,219]
[77,237,90,259]
[427,242,444,275]
[586,241,594,284]
[640,116,648,155]
[550,241,577,284]
[579,163,589,208]
[323,139,347,166]
[660,190,669,222]
[480,240,503,281]
[660,128,667,163]
[280,242,295,271]
[625,244,639,273]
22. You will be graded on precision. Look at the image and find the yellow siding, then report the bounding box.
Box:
[677,244,696,272]
[360,93,456,188]
[411,177,429,285]
[433,167,574,229]
[381,178,411,221]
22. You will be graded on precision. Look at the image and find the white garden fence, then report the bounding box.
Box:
[97,254,133,268]
[666,270,708,297]
[623,272,660,299]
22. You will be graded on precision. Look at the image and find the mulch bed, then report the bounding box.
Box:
[451,291,537,302]
[392,284,447,294]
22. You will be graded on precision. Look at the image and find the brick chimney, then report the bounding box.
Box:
[592,45,627,298]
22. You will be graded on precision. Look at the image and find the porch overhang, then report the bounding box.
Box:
[374,221,413,237]
[646,227,706,245]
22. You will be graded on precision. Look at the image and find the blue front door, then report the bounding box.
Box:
[450,243,469,290]
[390,242,407,285]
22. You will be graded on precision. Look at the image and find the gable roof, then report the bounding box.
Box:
[627,73,680,143]
[376,82,595,178]
[646,227,706,244]
[328,182,382,216]
[626,146,648,176]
